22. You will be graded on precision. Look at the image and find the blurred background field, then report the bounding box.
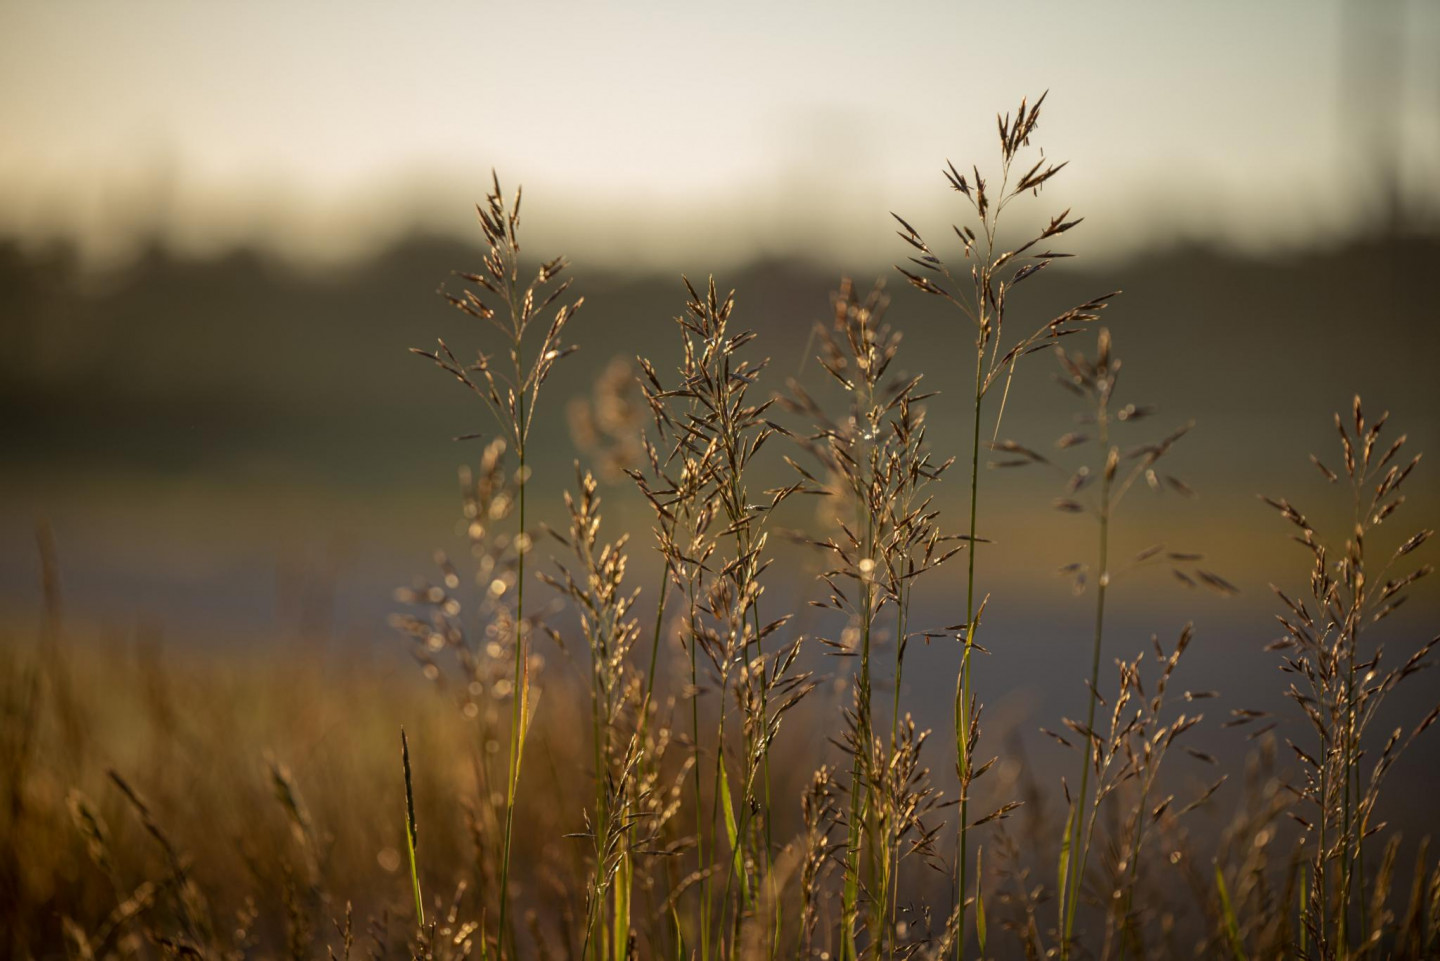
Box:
[4,233,1437,728]
[2,1,1440,957]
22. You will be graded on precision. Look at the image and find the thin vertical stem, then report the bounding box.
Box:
[887,582,910,961]
[587,608,607,959]
[892,583,908,750]
[1116,759,1154,960]
[1062,397,1110,957]
[1338,566,1352,947]
[685,575,710,961]
[496,311,526,961]
[841,517,875,961]
[643,575,670,718]
[954,345,984,961]
[1344,468,1367,948]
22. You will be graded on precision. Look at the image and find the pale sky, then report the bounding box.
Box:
[1,0,1437,270]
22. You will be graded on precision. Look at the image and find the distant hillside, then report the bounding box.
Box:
[4,232,1436,485]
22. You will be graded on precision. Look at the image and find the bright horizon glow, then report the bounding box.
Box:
[1,0,1438,271]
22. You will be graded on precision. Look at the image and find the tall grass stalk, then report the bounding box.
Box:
[637,277,808,958]
[1260,396,1436,956]
[892,93,1116,957]
[996,329,1227,954]
[540,468,644,959]
[784,278,955,959]
[413,173,581,956]
[630,383,715,954]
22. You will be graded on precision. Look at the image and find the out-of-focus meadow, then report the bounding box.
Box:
[3,2,1440,958]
